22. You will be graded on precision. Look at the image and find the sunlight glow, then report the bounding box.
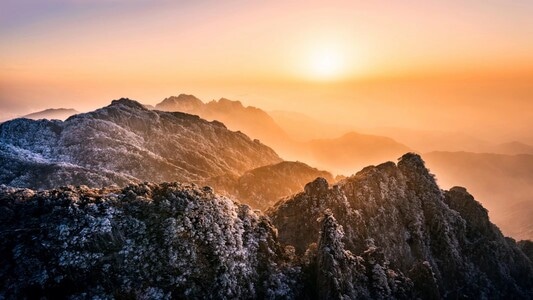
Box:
[307,46,345,80]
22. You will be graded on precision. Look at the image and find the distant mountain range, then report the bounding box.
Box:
[424,151,533,240]
[305,132,412,174]
[269,110,353,141]
[1,154,531,298]
[156,94,293,154]
[3,95,533,242]
[21,108,79,121]
[359,126,533,155]
[154,94,414,170]
[152,94,533,241]
[0,108,79,123]
[0,98,334,212]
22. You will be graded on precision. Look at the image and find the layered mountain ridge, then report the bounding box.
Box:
[21,108,79,121]
[204,161,334,211]
[155,94,292,154]
[0,98,281,189]
[154,94,413,171]
[1,154,532,299]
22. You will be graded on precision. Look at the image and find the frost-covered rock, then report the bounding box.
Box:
[269,153,533,299]
[0,182,299,299]
[1,153,532,299]
[0,98,281,189]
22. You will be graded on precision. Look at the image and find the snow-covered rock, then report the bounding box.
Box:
[0,98,281,189]
[0,182,299,299]
[268,153,533,299]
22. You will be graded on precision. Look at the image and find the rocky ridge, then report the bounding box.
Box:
[1,154,532,299]
[268,153,533,299]
[0,98,281,190]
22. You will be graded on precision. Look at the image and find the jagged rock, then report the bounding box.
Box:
[156,94,205,113]
[268,153,533,299]
[304,177,329,195]
[316,213,367,299]
[1,152,532,299]
[518,240,533,262]
[0,98,281,189]
[155,95,293,155]
[0,183,299,299]
[267,177,352,256]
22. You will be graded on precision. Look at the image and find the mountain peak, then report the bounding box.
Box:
[217,98,244,108]
[109,98,147,110]
[170,94,202,103]
[15,108,79,121]
[304,177,329,195]
[397,152,431,176]
[398,152,424,168]
[156,94,204,112]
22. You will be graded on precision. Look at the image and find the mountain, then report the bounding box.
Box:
[155,94,295,157]
[423,151,533,240]
[268,153,533,299]
[492,141,533,155]
[362,127,533,155]
[2,154,532,299]
[305,132,412,174]
[21,108,79,121]
[0,183,298,299]
[269,110,353,141]
[141,103,156,110]
[204,161,334,210]
[0,98,281,189]
[363,127,491,153]
[155,94,417,174]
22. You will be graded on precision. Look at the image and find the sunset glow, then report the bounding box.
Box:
[307,46,345,80]
[0,1,532,140]
[1,1,533,297]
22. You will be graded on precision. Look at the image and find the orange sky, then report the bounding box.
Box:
[1,0,532,141]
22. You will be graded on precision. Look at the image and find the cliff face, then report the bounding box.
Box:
[268,153,533,299]
[0,99,281,189]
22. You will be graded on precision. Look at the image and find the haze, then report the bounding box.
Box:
[1,0,532,142]
[1,0,533,239]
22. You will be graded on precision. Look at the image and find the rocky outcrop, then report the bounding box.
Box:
[0,183,299,299]
[0,98,281,189]
[1,153,532,299]
[268,153,533,299]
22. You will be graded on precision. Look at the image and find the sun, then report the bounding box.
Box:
[308,47,344,80]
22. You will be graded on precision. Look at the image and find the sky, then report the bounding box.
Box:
[1,0,532,141]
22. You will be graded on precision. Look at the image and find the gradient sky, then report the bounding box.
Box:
[1,0,532,141]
